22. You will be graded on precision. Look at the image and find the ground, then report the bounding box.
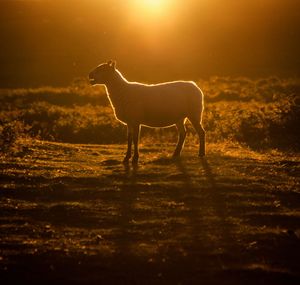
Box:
[0,139,299,284]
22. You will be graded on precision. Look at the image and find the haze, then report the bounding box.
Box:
[0,0,299,87]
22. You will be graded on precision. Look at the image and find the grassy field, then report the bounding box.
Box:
[0,77,300,284]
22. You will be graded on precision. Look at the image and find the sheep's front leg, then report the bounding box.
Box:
[123,125,133,163]
[132,124,140,164]
[173,120,187,157]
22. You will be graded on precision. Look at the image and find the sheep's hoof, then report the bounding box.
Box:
[123,156,131,164]
[198,152,205,157]
[172,151,181,158]
[132,155,139,164]
[171,154,181,161]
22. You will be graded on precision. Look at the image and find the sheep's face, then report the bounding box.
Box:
[89,61,116,85]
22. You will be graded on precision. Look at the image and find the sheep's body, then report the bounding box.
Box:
[89,61,205,163]
[107,79,203,127]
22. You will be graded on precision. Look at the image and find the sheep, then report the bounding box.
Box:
[89,60,205,163]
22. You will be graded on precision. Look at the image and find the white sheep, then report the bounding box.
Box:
[89,60,205,163]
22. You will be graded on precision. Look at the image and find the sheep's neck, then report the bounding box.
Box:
[105,71,128,104]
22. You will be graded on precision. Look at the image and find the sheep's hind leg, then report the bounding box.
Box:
[123,125,132,163]
[173,120,187,158]
[189,118,206,157]
[132,124,140,164]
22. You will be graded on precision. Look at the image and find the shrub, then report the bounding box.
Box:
[0,120,31,154]
[0,77,299,150]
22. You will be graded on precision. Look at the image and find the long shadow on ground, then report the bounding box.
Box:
[0,147,299,284]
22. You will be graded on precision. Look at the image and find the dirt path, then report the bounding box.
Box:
[0,140,300,284]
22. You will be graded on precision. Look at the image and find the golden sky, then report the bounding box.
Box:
[0,0,299,86]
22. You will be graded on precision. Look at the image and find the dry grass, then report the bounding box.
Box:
[0,139,299,284]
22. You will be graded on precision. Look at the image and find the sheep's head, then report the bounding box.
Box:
[89,60,116,85]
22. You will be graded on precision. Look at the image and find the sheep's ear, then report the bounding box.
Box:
[107,60,116,69]
[111,60,116,69]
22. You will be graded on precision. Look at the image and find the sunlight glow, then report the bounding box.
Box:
[141,0,165,11]
[132,0,172,19]
[127,0,179,55]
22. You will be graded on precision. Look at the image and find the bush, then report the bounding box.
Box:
[0,77,299,150]
[0,120,31,154]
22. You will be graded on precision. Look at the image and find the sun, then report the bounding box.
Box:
[127,0,177,50]
[142,0,165,11]
[132,0,170,17]
[129,0,175,28]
